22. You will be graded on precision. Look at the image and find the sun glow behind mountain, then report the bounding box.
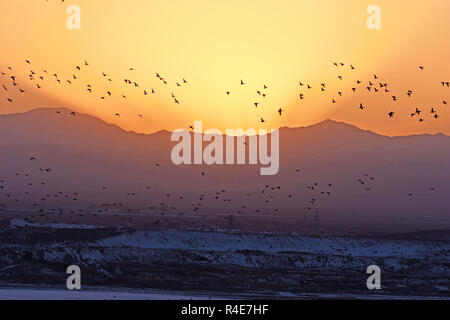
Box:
[0,0,449,136]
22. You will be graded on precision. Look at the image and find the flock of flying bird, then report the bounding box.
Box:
[0,58,448,228]
[0,150,440,230]
[0,165,342,230]
[1,59,449,125]
[0,59,192,120]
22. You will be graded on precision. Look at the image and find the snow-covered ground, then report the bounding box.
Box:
[0,288,447,300]
[1,227,449,299]
[10,218,107,230]
[18,229,448,275]
[0,288,222,300]
[96,229,449,258]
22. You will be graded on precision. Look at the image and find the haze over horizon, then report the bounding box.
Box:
[1,107,450,231]
[3,107,450,138]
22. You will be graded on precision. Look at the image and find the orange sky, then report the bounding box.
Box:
[0,0,449,136]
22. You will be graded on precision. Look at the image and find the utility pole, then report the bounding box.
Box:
[314,208,320,235]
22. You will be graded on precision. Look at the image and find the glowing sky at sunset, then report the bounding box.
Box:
[0,0,449,135]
